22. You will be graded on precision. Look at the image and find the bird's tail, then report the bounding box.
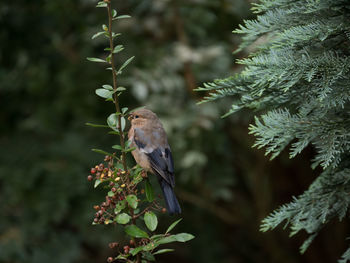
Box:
[158,177,181,215]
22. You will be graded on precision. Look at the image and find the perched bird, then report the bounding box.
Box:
[128,108,181,215]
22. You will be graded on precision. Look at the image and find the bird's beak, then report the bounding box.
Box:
[127,114,133,121]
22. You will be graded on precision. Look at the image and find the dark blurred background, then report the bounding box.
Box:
[1,0,348,262]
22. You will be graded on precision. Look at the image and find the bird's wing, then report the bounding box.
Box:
[133,127,175,187]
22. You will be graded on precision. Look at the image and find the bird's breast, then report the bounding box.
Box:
[131,148,153,172]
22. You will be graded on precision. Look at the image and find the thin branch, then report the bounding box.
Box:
[106,1,128,178]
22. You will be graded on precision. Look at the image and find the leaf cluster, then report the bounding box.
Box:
[197,0,350,260]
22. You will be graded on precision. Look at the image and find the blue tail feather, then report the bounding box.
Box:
[158,177,181,215]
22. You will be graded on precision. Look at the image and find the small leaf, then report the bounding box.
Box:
[102,24,108,31]
[102,84,113,90]
[114,15,131,20]
[91,148,114,157]
[94,179,101,188]
[96,89,112,99]
[142,242,158,251]
[122,107,128,114]
[130,246,144,256]
[112,144,122,150]
[115,200,126,213]
[116,87,126,91]
[145,180,155,202]
[117,56,135,74]
[153,249,174,255]
[144,211,158,231]
[113,45,124,54]
[112,9,117,17]
[108,191,114,197]
[173,233,195,242]
[115,213,131,224]
[96,1,107,7]
[155,236,176,245]
[92,31,104,39]
[87,57,105,63]
[107,113,118,131]
[85,122,109,128]
[112,32,121,39]
[120,117,126,131]
[125,225,149,238]
[108,131,120,135]
[141,251,155,261]
[126,194,138,209]
[166,218,182,234]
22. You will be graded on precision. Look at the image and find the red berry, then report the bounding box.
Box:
[107,257,113,263]
[109,182,115,187]
[93,218,99,223]
[161,208,167,214]
[129,239,135,246]
[90,168,97,174]
[109,242,118,249]
[123,245,130,254]
[111,187,117,193]
[87,175,93,181]
[93,205,100,210]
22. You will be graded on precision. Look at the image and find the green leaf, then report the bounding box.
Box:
[87,57,105,63]
[120,116,126,131]
[117,56,135,74]
[115,200,126,213]
[166,218,182,234]
[91,148,114,157]
[125,225,149,238]
[145,180,155,202]
[142,251,155,261]
[113,45,124,54]
[142,242,158,251]
[116,87,126,91]
[94,179,101,188]
[122,107,128,114]
[144,211,158,232]
[108,191,114,197]
[102,84,113,90]
[92,31,104,39]
[153,249,174,255]
[96,1,107,7]
[95,89,112,99]
[107,113,118,131]
[126,194,138,209]
[155,236,176,245]
[150,234,164,240]
[112,144,122,151]
[114,15,131,20]
[112,32,121,39]
[115,213,131,224]
[112,9,117,18]
[85,122,109,128]
[173,233,195,242]
[130,246,144,256]
[108,131,120,135]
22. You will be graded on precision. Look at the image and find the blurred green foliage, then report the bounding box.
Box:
[1,1,347,263]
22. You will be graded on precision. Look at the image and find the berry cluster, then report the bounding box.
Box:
[87,155,166,262]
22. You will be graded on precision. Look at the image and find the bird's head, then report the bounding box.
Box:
[128,108,158,126]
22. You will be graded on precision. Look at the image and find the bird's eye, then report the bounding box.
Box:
[135,115,139,119]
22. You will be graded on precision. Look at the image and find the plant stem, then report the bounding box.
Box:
[106,2,128,177]
[106,3,140,262]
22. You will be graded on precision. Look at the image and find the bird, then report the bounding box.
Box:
[128,108,181,215]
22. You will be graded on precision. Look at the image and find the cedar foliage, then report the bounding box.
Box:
[198,0,350,260]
